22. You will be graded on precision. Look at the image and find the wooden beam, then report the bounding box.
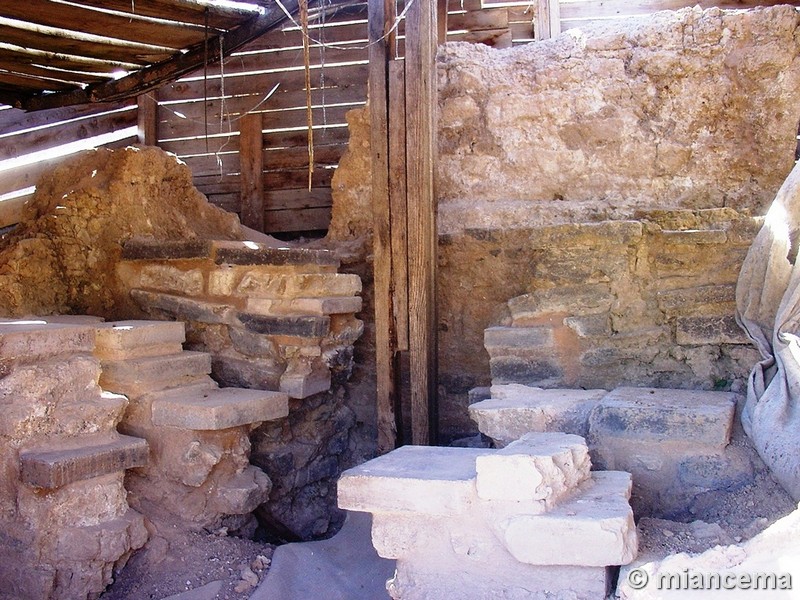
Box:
[240,111,265,232]
[19,0,307,112]
[369,0,397,453]
[437,0,449,45]
[536,0,560,40]
[388,60,408,353]
[405,0,438,445]
[137,94,158,145]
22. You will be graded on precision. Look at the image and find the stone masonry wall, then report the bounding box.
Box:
[329,6,800,440]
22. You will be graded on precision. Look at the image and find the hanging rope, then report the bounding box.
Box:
[300,0,314,192]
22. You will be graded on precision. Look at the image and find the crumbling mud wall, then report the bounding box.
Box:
[330,6,800,439]
[0,146,242,319]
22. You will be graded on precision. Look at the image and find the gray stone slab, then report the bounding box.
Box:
[95,320,185,357]
[589,387,738,448]
[20,434,148,489]
[338,446,492,515]
[237,313,330,337]
[121,238,212,260]
[212,240,340,267]
[675,315,751,345]
[484,326,554,353]
[151,387,289,430]
[130,289,235,325]
[0,320,95,362]
[100,351,212,393]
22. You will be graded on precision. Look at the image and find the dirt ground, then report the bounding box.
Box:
[101,522,275,600]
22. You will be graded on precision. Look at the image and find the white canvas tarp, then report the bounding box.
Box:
[736,160,800,502]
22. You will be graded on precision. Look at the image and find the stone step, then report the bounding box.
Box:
[245,296,363,316]
[0,320,95,366]
[500,471,637,567]
[475,432,591,507]
[279,362,332,399]
[237,313,330,338]
[19,434,149,489]
[338,446,493,516]
[99,351,213,395]
[469,385,608,445]
[150,386,289,430]
[121,238,340,268]
[94,320,186,361]
[588,386,738,449]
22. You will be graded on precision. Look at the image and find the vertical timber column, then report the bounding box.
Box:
[239,112,265,232]
[369,0,398,452]
[536,0,561,40]
[137,94,157,146]
[405,0,438,445]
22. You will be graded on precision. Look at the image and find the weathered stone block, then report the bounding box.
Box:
[246,296,363,316]
[208,465,272,514]
[678,449,754,491]
[338,446,492,515]
[236,273,362,299]
[470,385,607,444]
[676,315,751,345]
[489,356,563,386]
[137,265,205,296]
[121,239,212,260]
[228,326,279,358]
[654,229,728,245]
[475,432,590,504]
[564,313,611,337]
[528,221,643,249]
[0,321,95,365]
[508,286,614,321]
[279,363,332,399]
[588,387,738,449]
[212,241,340,267]
[151,386,288,430]
[19,434,148,489]
[656,284,736,315]
[211,353,284,390]
[130,289,235,324]
[499,471,637,567]
[237,313,330,337]
[483,326,554,355]
[100,351,212,394]
[94,320,185,361]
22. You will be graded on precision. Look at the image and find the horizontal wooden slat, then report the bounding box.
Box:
[0,195,31,229]
[200,44,370,77]
[206,192,240,213]
[265,187,332,210]
[0,0,209,49]
[0,107,136,160]
[0,24,171,66]
[264,144,346,169]
[264,166,334,189]
[264,206,331,233]
[448,9,509,31]
[0,57,108,86]
[67,0,252,30]
[449,29,514,47]
[558,0,800,21]
[0,71,74,91]
[157,63,368,103]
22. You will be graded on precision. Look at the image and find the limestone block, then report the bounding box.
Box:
[656,284,736,316]
[237,313,330,338]
[654,229,728,245]
[94,320,185,361]
[499,471,638,567]
[235,273,362,299]
[675,315,751,345]
[100,351,212,395]
[212,240,340,267]
[564,313,611,338]
[469,385,607,444]
[475,432,590,504]
[507,286,614,322]
[489,356,563,387]
[137,264,205,296]
[209,465,272,514]
[245,296,363,316]
[151,386,289,430]
[588,387,738,449]
[338,446,492,515]
[211,352,284,390]
[370,512,450,560]
[0,321,95,366]
[483,326,554,356]
[19,434,148,489]
[130,289,235,325]
[53,508,148,563]
[279,359,332,399]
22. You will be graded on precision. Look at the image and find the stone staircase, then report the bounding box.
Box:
[117,238,363,399]
[0,319,149,600]
[470,383,750,518]
[338,432,637,600]
[94,319,289,532]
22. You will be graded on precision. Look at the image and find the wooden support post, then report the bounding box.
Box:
[437,0,449,45]
[389,60,409,354]
[405,0,438,445]
[369,0,398,453]
[536,0,560,40]
[136,94,157,146]
[239,112,265,232]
